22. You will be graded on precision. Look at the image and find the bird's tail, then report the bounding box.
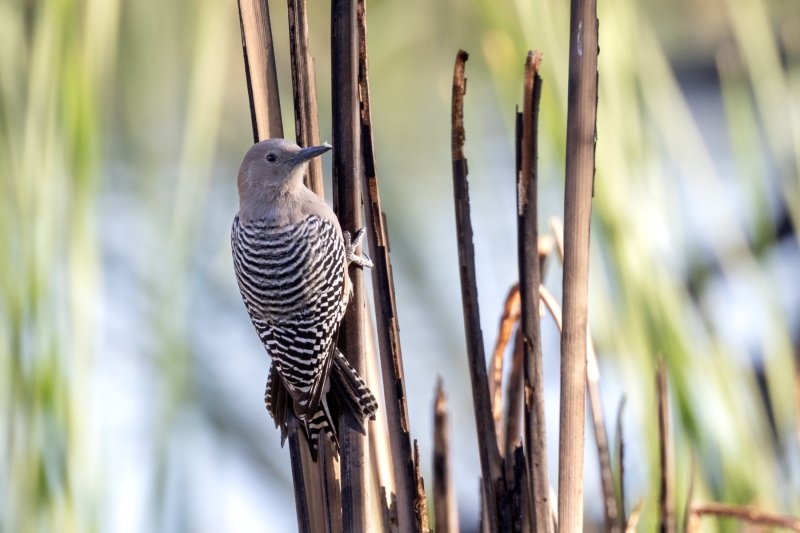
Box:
[265,353,378,461]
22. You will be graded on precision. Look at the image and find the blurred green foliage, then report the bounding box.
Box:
[1,0,799,531]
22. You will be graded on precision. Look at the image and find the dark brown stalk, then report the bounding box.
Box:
[355,0,420,531]
[550,214,617,532]
[433,380,459,533]
[451,49,505,533]
[615,396,627,530]
[518,50,551,533]
[237,0,283,141]
[287,0,324,194]
[503,328,525,465]
[689,502,800,531]
[490,285,521,443]
[559,0,599,525]
[657,358,675,533]
[413,441,430,532]
[287,416,313,533]
[331,0,368,529]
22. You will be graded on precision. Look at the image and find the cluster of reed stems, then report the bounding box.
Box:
[235,0,800,531]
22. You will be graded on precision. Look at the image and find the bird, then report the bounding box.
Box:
[231,138,378,460]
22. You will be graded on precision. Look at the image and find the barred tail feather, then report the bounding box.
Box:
[330,349,379,427]
[304,397,339,461]
[265,364,288,446]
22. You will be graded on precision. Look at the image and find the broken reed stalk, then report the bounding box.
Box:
[331,0,369,529]
[489,285,521,444]
[433,380,459,533]
[355,0,421,531]
[657,358,675,533]
[237,0,283,141]
[236,3,319,531]
[559,0,600,527]
[517,50,551,533]
[688,503,800,532]
[287,0,324,194]
[550,216,617,532]
[451,49,505,533]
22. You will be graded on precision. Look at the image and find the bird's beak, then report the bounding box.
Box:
[289,143,332,166]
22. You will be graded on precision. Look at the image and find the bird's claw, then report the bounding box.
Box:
[344,228,373,269]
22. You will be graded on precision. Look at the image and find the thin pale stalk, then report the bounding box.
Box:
[413,441,430,532]
[332,0,369,528]
[433,380,459,533]
[287,0,324,194]
[356,0,419,530]
[366,315,395,497]
[451,49,505,533]
[689,502,800,531]
[625,501,644,533]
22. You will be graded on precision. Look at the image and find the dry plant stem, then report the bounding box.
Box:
[550,213,616,531]
[287,0,324,194]
[587,337,618,533]
[237,0,283,140]
[288,415,313,533]
[625,501,644,533]
[615,396,627,530]
[451,49,505,533]
[518,51,551,533]
[332,0,369,529]
[413,441,430,532]
[657,358,675,533]
[356,0,419,531]
[366,316,395,495]
[689,503,800,531]
[433,381,459,533]
[490,285,521,440]
[559,0,599,525]
[504,328,525,465]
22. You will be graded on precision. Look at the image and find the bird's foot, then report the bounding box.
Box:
[343,228,373,269]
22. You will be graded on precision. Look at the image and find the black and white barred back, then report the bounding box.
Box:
[232,213,377,458]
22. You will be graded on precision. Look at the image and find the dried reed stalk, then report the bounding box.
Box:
[550,217,616,532]
[237,0,283,141]
[688,502,800,532]
[451,49,505,533]
[433,381,459,533]
[559,0,599,524]
[287,0,324,194]
[331,0,369,528]
[615,397,627,530]
[518,50,551,533]
[504,328,525,465]
[625,501,643,533]
[356,0,420,530]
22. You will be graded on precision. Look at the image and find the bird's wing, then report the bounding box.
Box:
[232,214,347,421]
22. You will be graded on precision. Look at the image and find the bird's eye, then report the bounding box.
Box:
[265,153,279,163]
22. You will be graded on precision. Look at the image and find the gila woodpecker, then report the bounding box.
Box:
[231,138,378,459]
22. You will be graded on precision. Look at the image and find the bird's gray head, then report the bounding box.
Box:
[237,138,331,209]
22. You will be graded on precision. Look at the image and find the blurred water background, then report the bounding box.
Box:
[2,0,800,531]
